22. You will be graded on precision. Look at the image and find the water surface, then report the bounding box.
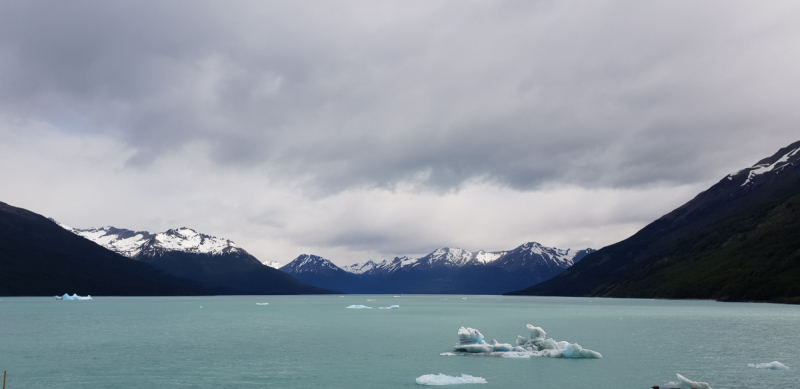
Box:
[1,295,797,388]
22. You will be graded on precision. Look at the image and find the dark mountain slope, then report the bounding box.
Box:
[0,201,202,296]
[508,140,800,303]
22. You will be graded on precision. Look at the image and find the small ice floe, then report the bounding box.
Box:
[394,295,401,298]
[665,374,712,389]
[346,305,372,309]
[256,303,269,305]
[416,373,486,385]
[366,299,376,301]
[379,305,400,309]
[748,361,788,370]
[199,306,203,308]
[461,298,467,300]
[445,324,601,359]
[440,352,456,356]
[57,293,92,301]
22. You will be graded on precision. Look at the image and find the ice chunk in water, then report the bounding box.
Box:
[59,293,92,301]
[415,374,486,385]
[665,374,712,389]
[346,305,372,309]
[440,352,456,356]
[450,324,600,358]
[748,361,788,370]
[379,305,400,309]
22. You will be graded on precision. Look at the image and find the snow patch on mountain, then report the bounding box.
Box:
[729,145,800,186]
[261,261,282,269]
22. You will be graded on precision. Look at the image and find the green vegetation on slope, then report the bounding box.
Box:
[591,193,800,303]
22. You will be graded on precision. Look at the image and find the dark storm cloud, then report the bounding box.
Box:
[2,0,799,192]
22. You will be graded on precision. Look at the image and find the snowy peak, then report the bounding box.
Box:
[494,242,595,271]
[471,250,508,265]
[727,140,800,187]
[280,254,346,275]
[59,224,245,258]
[67,226,154,258]
[423,247,474,267]
[146,227,242,256]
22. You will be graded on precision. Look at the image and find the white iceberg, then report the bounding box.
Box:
[256,303,268,305]
[379,305,400,309]
[57,293,92,301]
[665,374,712,389]
[346,305,372,309]
[748,361,788,370]
[440,352,456,356]
[447,324,601,359]
[415,374,486,385]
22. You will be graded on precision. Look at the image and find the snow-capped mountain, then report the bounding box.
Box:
[281,242,594,294]
[281,254,347,275]
[56,223,327,294]
[492,242,593,271]
[262,261,282,269]
[58,225,246,259]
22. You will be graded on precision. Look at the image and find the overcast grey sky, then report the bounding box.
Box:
[1,1,799,265]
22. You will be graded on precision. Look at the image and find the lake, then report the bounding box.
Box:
[1,295,797,388]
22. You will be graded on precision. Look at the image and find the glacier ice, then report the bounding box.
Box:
[664,374,712,389]
[748,361,788,370]
[447,324,601,359]
[346,305,372,309]
[379,305,400,309]
[440,352,456,356]
[57,293,92,301]
[415,374,487,385]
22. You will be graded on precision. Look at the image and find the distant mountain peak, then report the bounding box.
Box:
[280,254,345,275]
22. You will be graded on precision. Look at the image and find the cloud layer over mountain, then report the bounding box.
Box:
[1,1,799,264]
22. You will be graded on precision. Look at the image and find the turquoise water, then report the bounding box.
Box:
[1,295,798,388]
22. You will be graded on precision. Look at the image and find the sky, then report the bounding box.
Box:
[1,1,799,266]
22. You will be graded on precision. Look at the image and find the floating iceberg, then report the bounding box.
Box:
[415,373,486,385]
[56,293,92,301]
[379,305,399,309]
[346,305,372,309]
[256,303,268,305]
[447,324,601,359]
[748,361,788,370]
[440,352,456,356]
[665,374,712,389]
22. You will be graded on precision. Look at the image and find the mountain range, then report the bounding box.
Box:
[509,140,800,304]
[56,224,330,295]
[279,243,595,294]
